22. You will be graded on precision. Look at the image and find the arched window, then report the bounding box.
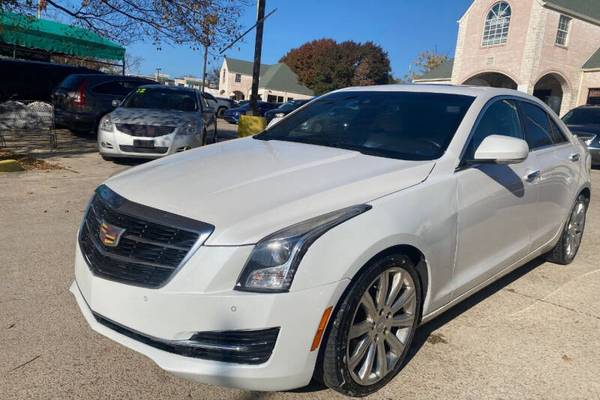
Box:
[482,2,511,46]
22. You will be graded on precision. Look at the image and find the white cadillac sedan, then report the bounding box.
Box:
[71,85,591,397]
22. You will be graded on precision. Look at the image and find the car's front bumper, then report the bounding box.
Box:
[70,243,349,391]
[589,147,600,166]
[97,127,202,159]
[223,114,240,124]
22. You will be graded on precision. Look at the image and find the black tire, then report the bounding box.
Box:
[318,254,422,397]
[546,194,589,265]
[212,120,218,143]
[217,107,226,118]
[101,155,114,162]
[201,127,208,146]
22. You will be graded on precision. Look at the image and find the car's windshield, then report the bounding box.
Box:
[562,108,600,125]
[255,91,475,161]
[122,87,198,112]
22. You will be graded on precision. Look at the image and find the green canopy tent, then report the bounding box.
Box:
[0,13,125,73]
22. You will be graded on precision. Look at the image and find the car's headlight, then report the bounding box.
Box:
[99,115,114,132]
[180,121,199,136]
[235,205,371,293]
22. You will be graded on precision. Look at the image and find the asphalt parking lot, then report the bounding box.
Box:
[1,125,600,400]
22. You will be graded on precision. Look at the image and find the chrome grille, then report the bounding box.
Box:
[116,123,176,137]
[79,185,213,288]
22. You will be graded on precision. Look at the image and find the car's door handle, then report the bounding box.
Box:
[569,153,581,162]
[524,170,541,182]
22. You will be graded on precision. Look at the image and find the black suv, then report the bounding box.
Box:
[52,74,155,134]
[562,105,600,166]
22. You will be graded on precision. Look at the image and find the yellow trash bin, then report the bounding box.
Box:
[238,115,267,137]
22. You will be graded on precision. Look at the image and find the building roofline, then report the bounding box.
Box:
[542,2,600,27]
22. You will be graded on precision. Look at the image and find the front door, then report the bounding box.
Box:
[454,99,539,296]
[518,101,580,249]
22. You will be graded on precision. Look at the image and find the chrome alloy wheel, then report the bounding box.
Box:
[565,199,586,259]
[346,267,417,386]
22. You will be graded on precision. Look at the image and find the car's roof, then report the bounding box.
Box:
[335,84,539,102]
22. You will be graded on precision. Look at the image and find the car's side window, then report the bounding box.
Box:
[547,116,569,144]
[519,102,556,150]
[464,99,522,160]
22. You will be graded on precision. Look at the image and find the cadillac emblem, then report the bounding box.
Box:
[99,221,126,247]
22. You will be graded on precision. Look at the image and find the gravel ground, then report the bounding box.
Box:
[1,127,599,400]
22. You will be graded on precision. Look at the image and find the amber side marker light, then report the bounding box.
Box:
[310,306,333,351]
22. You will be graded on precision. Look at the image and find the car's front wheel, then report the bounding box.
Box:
[546,193,589,265]
[319,254,421,397]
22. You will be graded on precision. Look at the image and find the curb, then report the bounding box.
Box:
[0,159,24,172]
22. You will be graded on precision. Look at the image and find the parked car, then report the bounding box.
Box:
[71,85,590,397]
[52,74,155,134]
[97,85,217,161]
[0,59,99,102]
[562,105,600,166]
[200,92,236,118]
[264,99,312,124]
[222,101,278,124]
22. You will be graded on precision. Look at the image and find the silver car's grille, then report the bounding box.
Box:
[116,123,176,137]
[78,185,214,288]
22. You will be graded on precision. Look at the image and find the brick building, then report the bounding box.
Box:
[416,0,600,115]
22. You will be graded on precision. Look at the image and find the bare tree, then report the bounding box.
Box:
[401,49,449,83]
[1,0,248,49]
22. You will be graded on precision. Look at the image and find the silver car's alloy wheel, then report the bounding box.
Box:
[346,267,417,386]
[565,199,586,258]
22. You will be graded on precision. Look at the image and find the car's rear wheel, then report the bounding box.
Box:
[319,254,421,397]
[217,107,226,118]
[546,193,588,265]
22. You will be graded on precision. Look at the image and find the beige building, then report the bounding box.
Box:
[218,57,313,102]
[416,0,600,115]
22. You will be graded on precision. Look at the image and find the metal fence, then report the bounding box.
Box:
[0,100,57,148]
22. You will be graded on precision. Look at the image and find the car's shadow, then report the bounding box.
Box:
[288,256,547,395]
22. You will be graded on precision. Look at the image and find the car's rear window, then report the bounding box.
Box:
[256,91,475,161]
[57,75,85,90]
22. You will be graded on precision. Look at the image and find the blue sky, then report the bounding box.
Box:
[128,0,473,79]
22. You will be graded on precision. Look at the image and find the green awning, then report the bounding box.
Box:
[0,13,125,61]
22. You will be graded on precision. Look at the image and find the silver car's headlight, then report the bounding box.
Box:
[235,205,371,293]
[99,114,114,132]
[180,121,199,136]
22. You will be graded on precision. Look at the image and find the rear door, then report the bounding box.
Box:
[454,98,539,296]
[517,101,580,250]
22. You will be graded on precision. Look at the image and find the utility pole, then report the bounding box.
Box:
[155,67,161,83]
[201,45,209,93]
[249,0,266,116]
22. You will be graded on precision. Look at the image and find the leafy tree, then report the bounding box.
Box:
[280,39,392,95]
[0,0,248,49]
[403,50,449,83]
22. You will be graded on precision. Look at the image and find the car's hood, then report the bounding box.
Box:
[105,138,435,245]
[111,107,195,126]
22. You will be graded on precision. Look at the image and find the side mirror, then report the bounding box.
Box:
[473,135,529,164]
[111,99,121,108]
[267,116,284,128]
